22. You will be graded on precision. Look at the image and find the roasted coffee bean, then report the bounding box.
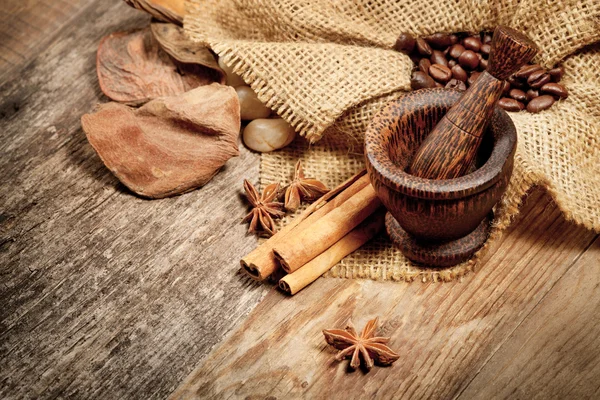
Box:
[526,89,539,101]
[446,79,466,91]
[429,63,452,83]
[449,34,459,45]
[509,88,527,102]
[468,71,481,86]
[502,80,511,95]
[463,36,481,52]
[448,44,465,59]
[434,81,444,88]
[527,69,551,88]
[480,43,491,55]
[451,64,468,82]
[409,53,421,64]
[419,58,432,74]
[430,50,448,67]
[515,64,542,79]
[448,59,457,67]
[498,97,525,112]
[411,71,435,89]
[541,82,568,98]
[393,32,416,54]
[483,34,492,44]
[527,95,555,113]
[479,58,488,70]
[416,37,433,56]
[549,66,565,81]
[458,50,479,69]
[508,75,526,89]
[424,33,453,48]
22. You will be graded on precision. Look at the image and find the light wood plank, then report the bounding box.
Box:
[457,237,600,399]
[0,1,268,399]
[170,190,598,399]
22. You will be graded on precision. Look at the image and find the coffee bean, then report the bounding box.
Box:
[393,32,416,54]
[446,79,466,91]
[468,71,481,86]
[451,64,468,82]
[527,69,551,88]
[419,58,432,74]
[411,71,435,89]
[502,81,511,95]
[483,34,492,44]
[508,75,526,89]
[480,43,491,55]
[527,95,555,113]
[479,58,488,70]
[449,34,459,45]
[448,59,457,67]
[448,44,465,59]
[515,64,542,79]
[549,66,565,81]
[526,89,539,102]
[430,50,448,67]
[498,97,525,112]
[508,88,527,102]
[541,82,568,98]
[458,50,479,69]
[434,81,444,88]
[463,36,481,52]
[416,37,433,56]
[429,63,452,83]
[424,33,453,48]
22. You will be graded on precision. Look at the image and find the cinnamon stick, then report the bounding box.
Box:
[273,183,381,273]
[279,210,385,295]
[241,171,369,280]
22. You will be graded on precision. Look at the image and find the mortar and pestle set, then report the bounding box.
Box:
[365,26,538,267]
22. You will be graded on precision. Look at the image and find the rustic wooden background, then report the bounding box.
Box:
[1,1,598,399]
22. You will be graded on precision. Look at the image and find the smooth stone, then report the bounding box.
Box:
[243,118,296,153]
[218,57,247,87]
[236,86,271,120]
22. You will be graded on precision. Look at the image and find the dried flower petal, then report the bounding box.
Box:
[242,181,285,237]
[284,161,329,211]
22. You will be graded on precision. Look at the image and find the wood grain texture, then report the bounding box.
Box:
[171,190,599,399]
[0,1,267,399]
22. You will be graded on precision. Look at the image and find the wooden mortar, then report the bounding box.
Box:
[364,88,517,267]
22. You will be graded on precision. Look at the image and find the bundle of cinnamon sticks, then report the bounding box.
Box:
[240,170,384,295]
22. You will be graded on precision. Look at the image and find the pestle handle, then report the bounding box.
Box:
[409,26,538,180]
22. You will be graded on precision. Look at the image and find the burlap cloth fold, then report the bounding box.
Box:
[185,0,600,282]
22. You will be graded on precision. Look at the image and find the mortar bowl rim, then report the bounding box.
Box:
[364,88,517,201]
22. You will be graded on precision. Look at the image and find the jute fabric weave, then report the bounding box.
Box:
[186,0,600,282]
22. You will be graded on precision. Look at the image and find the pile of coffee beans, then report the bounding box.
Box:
[393,31,568,113]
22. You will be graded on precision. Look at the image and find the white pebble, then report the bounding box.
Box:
[236,86,271,120]
[243,118,296,153]
[218,57,246,87]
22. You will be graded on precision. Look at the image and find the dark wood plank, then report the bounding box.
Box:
[458,237,600,399]
[0,1,267,399]
[170,189,598,399]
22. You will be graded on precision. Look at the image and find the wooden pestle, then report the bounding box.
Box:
[409,26,538,180]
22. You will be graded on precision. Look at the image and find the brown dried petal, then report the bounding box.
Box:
[361,317,379,339]
[323,329,358,350]
[81,84,240,198]
[150,22,226,84]
[122,0,184,25]
[284,184,302,211]
[366,343,401,366]
[97,28,219,105]
[243,179,260,206]
[262,183,280,203]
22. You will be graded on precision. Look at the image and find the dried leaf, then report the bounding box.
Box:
[151,22,225,84]
[123,0,184,25]
[97,27,221,105]
[81,83,240,198]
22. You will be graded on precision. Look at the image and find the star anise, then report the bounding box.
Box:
[284,160,329,211]
[323,317,400,370]
[242,179,285,236]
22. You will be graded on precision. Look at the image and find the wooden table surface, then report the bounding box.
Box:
[1,1,598,399]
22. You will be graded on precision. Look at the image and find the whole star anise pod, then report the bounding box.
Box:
[323,317,400,370]
[284,160,329,211]
[242,179,285,237]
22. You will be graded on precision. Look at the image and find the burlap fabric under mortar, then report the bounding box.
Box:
[185,0,600,282]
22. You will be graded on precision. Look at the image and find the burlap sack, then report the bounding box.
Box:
[185,0,600,282]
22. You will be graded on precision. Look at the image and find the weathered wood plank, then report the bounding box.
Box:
[458,237,600,399]
[170,189,598,399]
[0,1,267,399]
[0,0,96,80]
